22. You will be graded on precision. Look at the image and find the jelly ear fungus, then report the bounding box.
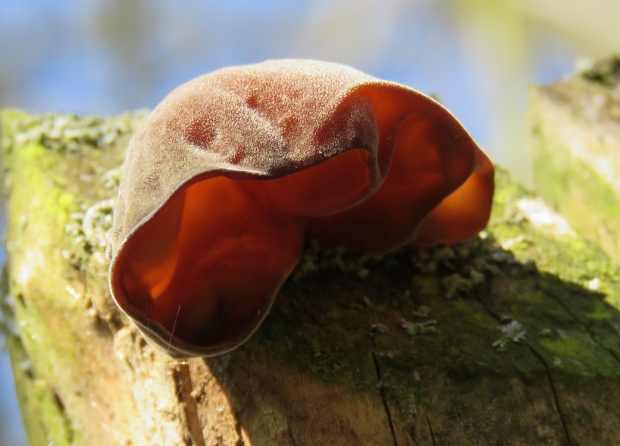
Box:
[107,59,494,358]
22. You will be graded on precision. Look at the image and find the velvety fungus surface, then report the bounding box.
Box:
[108,59,494,357]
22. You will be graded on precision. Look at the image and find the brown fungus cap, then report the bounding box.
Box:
[108,59,494,357]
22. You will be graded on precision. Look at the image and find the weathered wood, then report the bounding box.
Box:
[2,109,620,445]
[529,55,620,263]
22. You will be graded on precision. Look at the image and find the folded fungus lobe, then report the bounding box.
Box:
[108,59,494,357]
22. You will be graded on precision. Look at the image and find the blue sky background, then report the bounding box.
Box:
[0,1,618,444]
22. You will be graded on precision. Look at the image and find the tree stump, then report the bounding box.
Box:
[2,107,620,445]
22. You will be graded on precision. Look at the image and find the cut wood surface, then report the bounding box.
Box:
[2,109,620,445]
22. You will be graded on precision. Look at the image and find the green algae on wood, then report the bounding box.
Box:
[1,110,148,445]
[528,55,620,263]
[2,109,620,445]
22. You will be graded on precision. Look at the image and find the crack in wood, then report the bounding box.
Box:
[426,416,436,446]
[527,346,573,446]
[371,339,398,446]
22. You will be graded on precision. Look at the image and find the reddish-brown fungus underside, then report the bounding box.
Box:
[107,59,495,357]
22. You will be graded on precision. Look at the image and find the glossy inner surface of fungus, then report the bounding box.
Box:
[118,150,375,352]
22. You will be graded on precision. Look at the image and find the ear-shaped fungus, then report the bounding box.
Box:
[108,59,494,357]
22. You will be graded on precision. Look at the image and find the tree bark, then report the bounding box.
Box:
[2,107,620,446]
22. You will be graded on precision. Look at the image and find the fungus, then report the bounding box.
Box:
[107,59,494,357]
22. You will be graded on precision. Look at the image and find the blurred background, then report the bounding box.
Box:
[0,0,618,444]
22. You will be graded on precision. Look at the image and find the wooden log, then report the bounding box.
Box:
[528,55,620,263]
[2,109,620,445]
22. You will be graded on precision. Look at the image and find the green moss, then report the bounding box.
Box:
[30,379,74,445]
[532,128,620,234]
[6,143,77,233]
[2,297,75,446]
[539,334,620,378]
[490,169,620,288]
[3,110,144,273]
